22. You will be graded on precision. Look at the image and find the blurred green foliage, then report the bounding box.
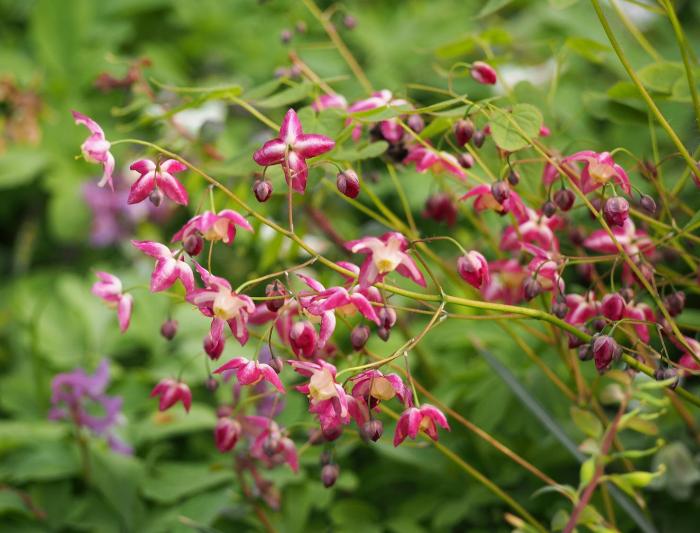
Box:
[2,0,700,531]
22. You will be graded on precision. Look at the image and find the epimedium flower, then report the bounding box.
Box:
[128,158,189,206]
[171,209,253,247]
[345,231,425,289]
[214,356,285,393]
[151,378,192,412]
[481,259,527,305]
[131,240,195,293]
[457,250,490,289]
[91,272,133,333]
[246,416,299,472]
[311,93,348,112]
[347,89,411,143]
[72,111,115,190]
[252,108,335,194]
[460,183,527,220]
[349,369,412,408]
[214,417,242,452]
[49,359,131,454]
[544,150,631,195]
[403,145,466,179]
[188,263,256,347]
[499,207,563,253]
[393,404,450,446]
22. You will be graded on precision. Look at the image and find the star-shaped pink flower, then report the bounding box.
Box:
[214,357,285,393]
[131,240,195,293]
[253,109,335,194]
[128,159,189,206]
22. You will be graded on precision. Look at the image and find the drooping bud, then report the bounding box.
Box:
[554,189,575,211]
[472,130,486,148]
[204,332,225,360]
[350,325,370,351]
[160,319,179,340]
[423,193,457,226]
[654,367,679,390]
[603,196,629,227]
[454,119,475,146]
[470,61,498,85]
[640,194,656,215]
[361,419,383,442]
[268,356,284,374]
[322,426,342,442]
[336,170,360,199]
[601,293,625,321]
[205,377,219,391]
[406,114,424,134]
[343,14,357,29]
[569,227,585,246]
[149,188,164,207]
[490,180,510,204]
[552,297,568,319]
[457,153,474,169]
[377,327,390,342]
[457,250,490,289]
[280,29,293,44]
[289,321,318,358]
[321,463,340,488]
[507,170,520,186]
[378,307,397,330]
[183,232,204,256]
[214,417,242,452]
[254,179,273,202]
[592,318,606,332]
[265,281,286,312]
[592,335,621,373]
[542,200,557,217]
[523,278,542,301]
[664,291,686,317]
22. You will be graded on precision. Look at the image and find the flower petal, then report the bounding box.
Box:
[280,108,302,144]
[293,133,335,159]
[127,172,156,204]
[158,171,189,206]
[253,139,286,166]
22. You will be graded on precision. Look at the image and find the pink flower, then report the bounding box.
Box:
[128,159,189,206]
[564,292,600,326]
[623,301,655,343]
[253,108,335,193]
[72,111,115,190]
[349,369,411,407]
[348,90,410,143]
[91,272,133,333]
[171,209,252,246]
[460,184,527,220]
[246,416,299,472]
[288,321,319,358]
[308,285,381,325]
[188,264,256,346]
[393,404,450,446]
[562,151,631,195]
[481,259,527,304]
[403,145,466,179]
[214,357,285,393]
[311,93,348,112]
[151,378,192,412]
[677,337,700,373]
[214,417,241,452]
[458,251,490,289]
[470,61,497,85]
[131,240,195,293]
[500,207,562,253]
[345,232,425,289]
[521,244,565,294]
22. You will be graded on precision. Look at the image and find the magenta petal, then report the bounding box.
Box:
[117,294,133,333]
[160,159,187,174]
[129,159,156,175]
[132,240,171,259]
[176,261,195,293]
[72,111,104,136]
[158,172,189,206]
[214,356,247,375]
[350,293,380,324]
[127,172,156,204]
[151,258,178,292]
[293,134,336,159]
[260,365,285,393]
[219,209,253,231]
[253,139,286,166]
[285,151,308,193]
[318,311,336,348]
[279,109,302,144]
[98,152,115,190]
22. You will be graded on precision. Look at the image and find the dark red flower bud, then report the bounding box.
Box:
[471,61,497,85]
[592,318,606,332]
[321,463,340,488]
[378,307,397,329]
[322,426,342,442]
[472,130,486,148]
[542,200,557,217]
[214,418,241,452]
[552,298,568,319]
[406,114,424,133]
[205,377,219,391]
[453,119,475,146]
[423,193,457,226]
[603,196,629,227]
[265,281,286,312]
[351,325,370,351]
[490,180,510,204]
[336,170,360,199]
[554,189,575,211]
[254,179,273,202]
[640,194,656,215]
[664,291,686,317]
[377,327,390,342]
[592,335,621,373]
[268,356,284,374]
[204,333,225,360]
[361,419,383,442]
[343,14,357,29]
[507,170,520,186]
[160,319,178,340]
[569,227,585,246]
[149,188,164,207]
[183,232,204,256]
[289,321,318,358]
[654,367,679,390]
[523,278,542,301]
[601,293,625,321]
[457,153,474,169]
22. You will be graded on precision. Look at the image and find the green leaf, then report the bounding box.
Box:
[141,463,234,504]
[332,141,388,161]
[0,421,67,455]
[0,441,80,483]
[0,489,30,517]
[565,37,609,64]
[475,0,513,19]
[570,406,603,438]
[637,62,684,93]
[420,117,453,140]
[0,147,48,189]
[579,457,596,488]
[255,81,313,108]
[489,103,542,151]
[133,404,217,444]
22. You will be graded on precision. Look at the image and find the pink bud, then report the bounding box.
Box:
[472,130,486,148]
[406,114,425,134]
[542,201,557,217]
[507,170,520,186]
[265,281,286,312]
[453,119,475,146]
[490,180,510,204]
[254,179,273,202]
[664,291,686,317]
[601,293,625,321]
[215,417,241,452]
[457,153,474,169]
[336,170,360,199]
[204,332,225,360]
[423,193,457,226]
[523,278,542,301]
[160,319,178,340]
[321,463,340,488]
[592,335,621,373]
[457,251,489,289]
[351,325,370,351]
[640,194,656,214]
[470,61,497,85]
[603,196,629,227]
[149,188,164,207]
[361,419,383,442]
[554,189,575,211]
[289,321,318,358]
[378,307,397,330]
[183,233,204,256]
